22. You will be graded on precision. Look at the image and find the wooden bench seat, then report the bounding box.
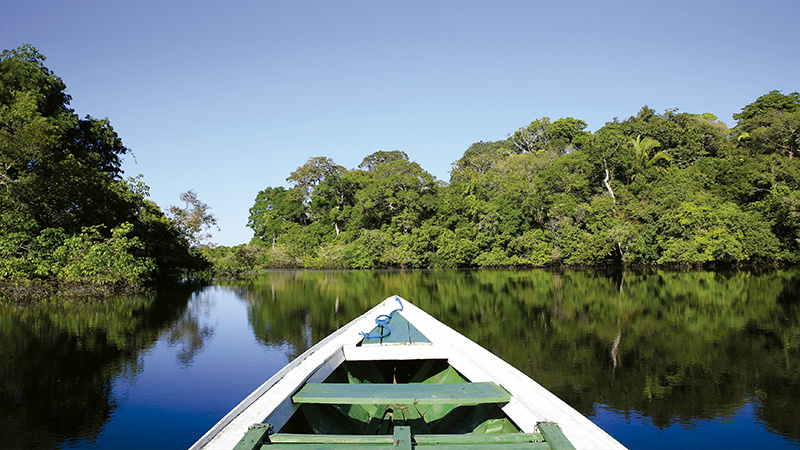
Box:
[292,382,511,406]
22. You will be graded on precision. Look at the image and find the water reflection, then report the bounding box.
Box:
[1,269,798,449]
[231,269,800,446]
[164,290,216,367]
[0,284,213,448]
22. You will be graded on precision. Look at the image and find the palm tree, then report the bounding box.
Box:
[628,135,672,176]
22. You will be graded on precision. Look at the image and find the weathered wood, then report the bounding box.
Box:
[263,444,392,449]
[413,433,544,444]
[397,404,430,434]
[415,445,550,449]
[409,359,438,383]
[537,422,577,450]
[293,382,510,405]
[269,432,548,445]
[364,404,391,435]
[231,424,270,450]
[269,433,392,444]
[393,426,412,450]
[265,434,552,449]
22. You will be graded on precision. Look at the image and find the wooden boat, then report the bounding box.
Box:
[190,296,626,450]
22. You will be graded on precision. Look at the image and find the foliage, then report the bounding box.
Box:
[245,89,799,269]
[1,45,209,290]
[234,268,800,440]
[166,190,219,248]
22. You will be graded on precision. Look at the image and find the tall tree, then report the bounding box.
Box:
[286,156,346,206]
[1,45,130,231]
[358,150,409,171]
[734,90,800,159]
[449,140,514,184]
[1,45,206,284]
[166,190,219,248]
[248,186,305,247]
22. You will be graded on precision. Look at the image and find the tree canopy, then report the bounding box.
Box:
[1,45,209,289]
[246,91,800,269]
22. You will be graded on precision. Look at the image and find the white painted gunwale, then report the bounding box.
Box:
[190,296,626,450]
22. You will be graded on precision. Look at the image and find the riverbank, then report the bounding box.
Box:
[0,281,148,304]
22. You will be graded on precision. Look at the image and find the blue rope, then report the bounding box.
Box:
[359,297,404,340]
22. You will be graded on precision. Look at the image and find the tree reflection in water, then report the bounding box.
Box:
[165,290,216,367]
[0,284,213,448]
[1,269,798,449]
[233,268,800,446]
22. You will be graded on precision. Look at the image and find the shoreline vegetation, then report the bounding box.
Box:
[221,94,800,274]
[2,44,800,300]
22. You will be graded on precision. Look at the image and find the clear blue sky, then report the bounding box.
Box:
[4,0,798,246]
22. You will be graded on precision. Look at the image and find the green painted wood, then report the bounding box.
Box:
[269,434,393,444]
[408,360,438,383]
[362,313,430,345]
[413,444,551,449]
[263,442,549,449]
[382,314,410,344]
[406,321,429,343]
[262,445,392,449]
[393,426,412,450]
[293,382,511,405]
[397,404,431,434]
[232,424,270,450]
[364,404,391,435]
[421,365,467,384]
[266,432,552,449]
[413,433,544,444]
[537,422,577,450]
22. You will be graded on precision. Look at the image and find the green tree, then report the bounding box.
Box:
[507,117,590,155]
[350,152,437,234]
[358,150,409,171]
[166,190,219,248]
[449,140,514,184]
[1,45,206,286]
[734,90,800,159]
[248,186,305,247]
[286,156,346,208]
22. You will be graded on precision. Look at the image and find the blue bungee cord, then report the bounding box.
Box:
[359,296,404,340]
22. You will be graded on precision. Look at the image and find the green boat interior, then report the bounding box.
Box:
[283,359,520,436]
[232,310,578,449]
[233,359,576,449]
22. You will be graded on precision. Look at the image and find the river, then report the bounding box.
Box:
[1,269,798,449]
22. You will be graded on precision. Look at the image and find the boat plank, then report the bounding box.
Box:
[269,434,392,444]
[292,382,510,405]
[538,422,577,450]
[231,425,269,450]
[266,432,555,448]
[265,444,389,448]
[393,426,412,450]
[413,433,544,444]
[263,444,550,449]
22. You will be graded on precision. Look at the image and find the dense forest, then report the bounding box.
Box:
[0,45,213,292]
[3,44,799,288]
[235,91,800,270]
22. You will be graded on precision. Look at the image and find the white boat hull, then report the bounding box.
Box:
[191,296,626,450]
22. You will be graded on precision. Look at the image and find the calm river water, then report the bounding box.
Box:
[1,269,799,449]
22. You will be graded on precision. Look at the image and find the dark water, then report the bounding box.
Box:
[1,269,799,449]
